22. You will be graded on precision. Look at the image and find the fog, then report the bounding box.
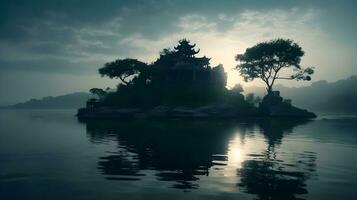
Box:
[1,0,357,105]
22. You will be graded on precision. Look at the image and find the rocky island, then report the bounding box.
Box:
[77,39,316,119]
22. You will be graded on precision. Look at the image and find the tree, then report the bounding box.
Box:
[89,88,108,100]
[99,58,147,85]
[235,39,314,94]
[245,93,261,107]
[231,83,244,94]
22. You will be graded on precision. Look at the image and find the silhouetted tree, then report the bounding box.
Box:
[94,39,230,107]
[99,58,148,85]
[89,88,108,100]
[235,39,314,94]
[231,84,244,94]
[245,93,261,107]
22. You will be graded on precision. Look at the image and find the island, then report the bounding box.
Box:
[77,39,316,119]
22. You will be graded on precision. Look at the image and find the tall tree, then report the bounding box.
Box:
[99,58,147,85]
[235,39,314,93]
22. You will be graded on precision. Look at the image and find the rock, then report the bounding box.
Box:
[77,107,142,119]
[259,91,316,118]
[114,108,141,114]
[170,106,210,118]
[191,112,211,118]
[260,91,283,108]
[149,106,170,117]
[268,104,316,118]
[134,113,148,119]
[195,103,237,117]
[77,91,316,119]
[171,106,197,117]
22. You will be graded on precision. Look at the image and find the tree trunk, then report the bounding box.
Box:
[267,85,273,95]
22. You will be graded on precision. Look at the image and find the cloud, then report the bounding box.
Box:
[0,12,126,73]
[1,0,357,105]
[0,5,343,87]
[218,13,235,22]
[178,15,217,31]
[119,8,329,87]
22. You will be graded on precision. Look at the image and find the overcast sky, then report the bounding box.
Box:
[0,0,356,105]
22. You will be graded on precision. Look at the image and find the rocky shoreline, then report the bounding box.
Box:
[76,103,316,120]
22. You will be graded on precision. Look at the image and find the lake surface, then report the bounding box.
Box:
[1,110,357,200]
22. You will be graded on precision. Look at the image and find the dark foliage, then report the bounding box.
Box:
[95,39,232,108]
[99,58,148,85]
[236,39,314,93]
[83,38,316,117]
[89,88,108,100]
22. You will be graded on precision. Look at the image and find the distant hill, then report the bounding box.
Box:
[4,76,357,113]
[245,75,357,113]
[6,92,93,109]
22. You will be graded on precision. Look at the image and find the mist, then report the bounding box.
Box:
[1,0,357,105]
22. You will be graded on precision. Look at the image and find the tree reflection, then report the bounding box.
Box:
[81,118,316,197]
[237,119,316,200]
[83,119,241,190]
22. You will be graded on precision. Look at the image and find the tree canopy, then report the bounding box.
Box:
[235,39,314,93]
[99,58,148,85]
[89,88,109,100]
[93,39,228,107]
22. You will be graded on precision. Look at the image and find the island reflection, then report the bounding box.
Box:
[81,119,316,199]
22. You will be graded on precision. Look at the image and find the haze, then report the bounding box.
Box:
[0,0,356,105]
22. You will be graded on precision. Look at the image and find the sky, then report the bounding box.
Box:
[0,0,357,105]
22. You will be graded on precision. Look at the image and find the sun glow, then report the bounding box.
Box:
[227,135,245,167]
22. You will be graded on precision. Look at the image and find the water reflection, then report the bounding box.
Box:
[81,119,316,197]
[237,151,316,200]
[84,120,240,190]
[237,120,317,200]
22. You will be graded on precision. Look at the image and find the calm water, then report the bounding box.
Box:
[1,110,357,200]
